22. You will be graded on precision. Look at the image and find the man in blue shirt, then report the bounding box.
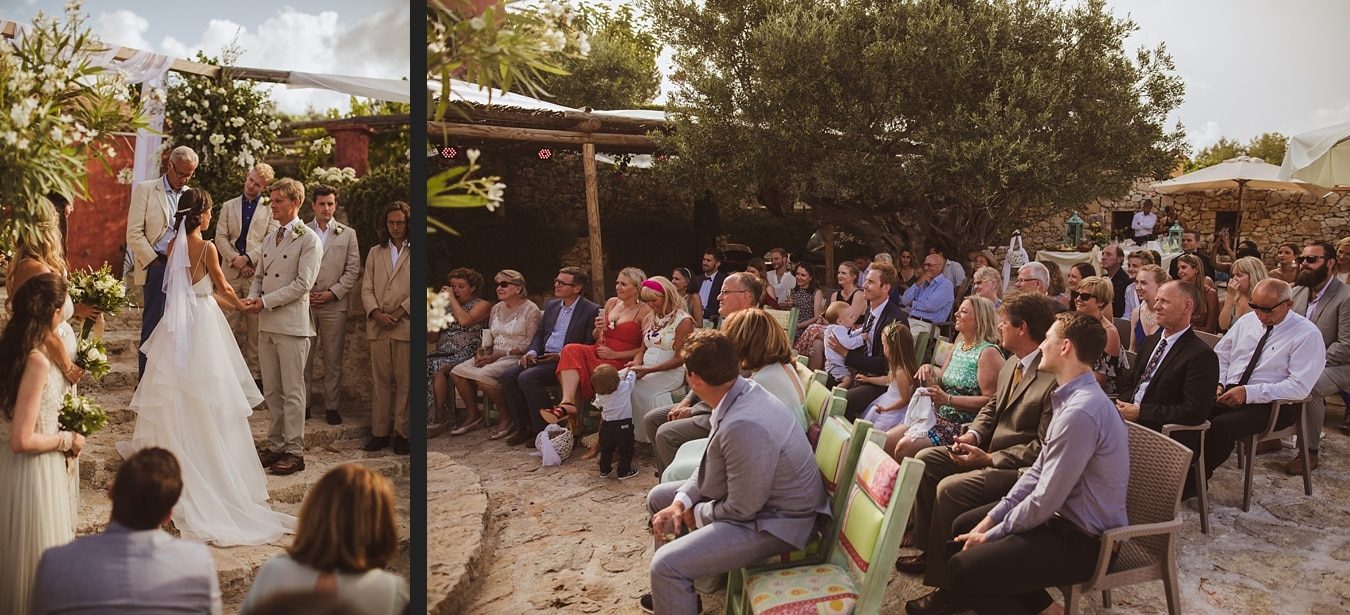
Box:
[902,253,955,327]
[941,312,1129,615]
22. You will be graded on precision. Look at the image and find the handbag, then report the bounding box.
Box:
[1002,231,1028,291]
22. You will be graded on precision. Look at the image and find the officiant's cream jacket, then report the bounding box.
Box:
[361,240,411,342]
[125,177,173,286]
[216,195,278,284]
[250,221,322,337]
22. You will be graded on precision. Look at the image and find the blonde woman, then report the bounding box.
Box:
[629,276,695,444]
[1335,237,1350,285]
[969,266,1002,308]
[1220,256,1267,333]
[1129,265,1170,351]
[1074,276,1122,394]
[241,465,408,614]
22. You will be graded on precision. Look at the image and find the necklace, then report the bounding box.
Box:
[959,337,976,352]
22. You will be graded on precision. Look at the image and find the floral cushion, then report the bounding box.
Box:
[853,444,899,507]
[746,564,859,615]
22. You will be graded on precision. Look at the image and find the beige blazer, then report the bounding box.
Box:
[125,177,173,285]
[307,220,362,312]
[361,241,411,342]
[249,221,322,337]
[215,195,278,283]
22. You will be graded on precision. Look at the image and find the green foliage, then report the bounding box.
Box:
[0,4,148,255]
[164,46,281,210]
[1245,132,1288,167]
[343,163,411,256]
[1185,132,1287,172]
[645,0,1187,257]
[538,4,662,109]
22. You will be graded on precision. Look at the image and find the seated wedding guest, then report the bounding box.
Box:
[502,267,601,447]
[1220,256,1267,333]
[831,261,867,319]
[639,330,828,614]
[1288,241,1349,475]
[1065,262,1097,312]
[541,267,650,446]
[819,301,862,385]
[1121,250,1153,321]
[361,202,411,455]
[932,246,967,290]
[241,464,408,615]
[1043,260,1071,310]
[724,308,809,428]
[670,267,704,325]
[969,266,1003,309]
[1116,281,1219,475]
[1100,244,1130,318]
[945,312,1129,615]
[861,322,921,451]
[901,253,955,335]
[1129,265,1170,351]
[1176,254,1220,333]
[1011,261,1052,300]
[628,277,695,444]
[643,273,760,472]
[1336,237,1350,285]
[1169,230,1218,282]
[897,248,920,294]
[1268,242,1301,284]
[899,293,1057,615]
[765,248,797,304]
[788,263,827,354]
[828,262,904,418]
[1194,279,1324,495]
[970,249,1000,275]
[0,273,82,614]
[427,268,491,430]
[893,296,1004,458]
[449,270,542,438]
[801,263,867,369]
[743,262,779,308]
[1074,276,1122,394]
[33,448,221,614]
[691,249,726,326]
[305,184,362,425]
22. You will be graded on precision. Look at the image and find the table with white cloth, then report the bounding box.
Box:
[1034,248,1101,276]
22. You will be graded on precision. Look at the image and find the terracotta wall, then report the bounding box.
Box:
[68,135,136,276]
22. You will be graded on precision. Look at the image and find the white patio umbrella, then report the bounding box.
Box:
[1279,120,1350,188]
[1150,155,1316,237]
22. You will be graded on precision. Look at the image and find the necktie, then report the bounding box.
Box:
[860,312,876,352]
[1012,362,1024,387]
[1135,337,1167,395]
[1236,325,1274,386]
[274,226,286,246]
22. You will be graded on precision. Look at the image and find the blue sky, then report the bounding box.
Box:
[0,0,409,114]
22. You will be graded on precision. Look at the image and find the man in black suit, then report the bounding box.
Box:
[1115,280,1219,476]
[826,261,904,419]
[1168,230,1217,281]
[691,248,726,325]
[502,267,602,445]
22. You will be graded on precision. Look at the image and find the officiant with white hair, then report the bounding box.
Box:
[126,145,198,377]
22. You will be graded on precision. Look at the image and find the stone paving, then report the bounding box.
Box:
[432,405,1350,613]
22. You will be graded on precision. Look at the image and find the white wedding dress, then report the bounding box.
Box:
[119,225,294,546]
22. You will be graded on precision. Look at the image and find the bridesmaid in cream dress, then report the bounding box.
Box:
[0,273,85,614]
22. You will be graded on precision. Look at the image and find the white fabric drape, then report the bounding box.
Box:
[96,50,174,183]
[287,71,410,103]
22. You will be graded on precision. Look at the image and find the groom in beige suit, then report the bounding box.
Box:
[361,201,411,455]
[305,185,362,425]
[246,178,322,476]
[214,163,277,385]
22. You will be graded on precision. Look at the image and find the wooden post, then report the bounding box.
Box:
[824,223,835,285]
[583,142,605,301]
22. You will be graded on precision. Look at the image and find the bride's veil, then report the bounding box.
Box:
[158,215,195,370]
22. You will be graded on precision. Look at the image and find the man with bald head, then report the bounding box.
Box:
[901,253,955,332]
[1200,279,1325,485]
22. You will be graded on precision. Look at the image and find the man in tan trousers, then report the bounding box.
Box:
[361,201,411,456]
[305,184,361,425]
[215,163,277,386]
[245,178,322,476]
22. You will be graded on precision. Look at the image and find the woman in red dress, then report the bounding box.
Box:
[541,267,650,453]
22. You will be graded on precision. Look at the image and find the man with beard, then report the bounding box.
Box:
[1288,241,1350,475]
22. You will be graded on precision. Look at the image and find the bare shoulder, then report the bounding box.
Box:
[27,350,50,371]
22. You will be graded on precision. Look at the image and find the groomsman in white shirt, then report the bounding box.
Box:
[306,185,362,425]
[361,202,412,455]
[215,163,277,387]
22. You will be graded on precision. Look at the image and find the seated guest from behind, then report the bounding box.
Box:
[591,364,639,480]
[33,448,222,614]
[945,312,1129,615]
[241,464,409,615]
[640,330,828,614]
[820,300,863,386]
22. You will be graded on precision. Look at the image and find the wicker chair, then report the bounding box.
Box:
[1160,421,1211,533]
[1235,397,1314,511]
[1193,330,1222,349]
[1060,422,1193,614]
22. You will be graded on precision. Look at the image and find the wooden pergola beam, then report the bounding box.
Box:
[427,121,658,151]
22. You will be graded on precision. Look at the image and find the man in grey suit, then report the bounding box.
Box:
[1289,241,1350,475]
[32,448,221,614]
[642,330,829,614]
[305,184,362,425]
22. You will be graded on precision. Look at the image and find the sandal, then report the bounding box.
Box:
[450,417,484,436]
[540,402,576,425]
[487,423,516,440]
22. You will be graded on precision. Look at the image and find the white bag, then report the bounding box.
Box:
[535,423,574,466]
[903,389,939,440]
[1002,231,1029,291]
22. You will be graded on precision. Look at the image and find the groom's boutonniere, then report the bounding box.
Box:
[292,224,307,239]
[334,225,345,236]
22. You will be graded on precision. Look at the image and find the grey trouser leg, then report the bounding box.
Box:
[1304,365,1350,451]
[651,410,712,472]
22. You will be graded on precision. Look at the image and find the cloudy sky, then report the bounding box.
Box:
[0,0,409,115]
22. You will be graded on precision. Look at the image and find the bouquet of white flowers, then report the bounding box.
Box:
[428,288,455,333]
[74,336,110,380]
[67,264,133,338]
[59,391,108,436]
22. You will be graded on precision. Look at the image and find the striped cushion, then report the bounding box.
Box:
[746,564,858,615]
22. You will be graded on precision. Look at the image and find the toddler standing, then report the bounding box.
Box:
[591,364,639,479]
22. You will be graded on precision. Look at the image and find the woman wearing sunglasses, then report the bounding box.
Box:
[1073,276,1123,395]
[447,270,542,437]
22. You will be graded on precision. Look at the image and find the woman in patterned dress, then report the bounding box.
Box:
[789,263,826,355]
[448,270,542,438]
[893,296,1005,459]
[428,268,491,431]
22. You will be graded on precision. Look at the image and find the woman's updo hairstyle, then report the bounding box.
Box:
[174,188,213,232]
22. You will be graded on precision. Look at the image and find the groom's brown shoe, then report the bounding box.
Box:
[326,410,342,425]
[258,449,284,468]
[270,454,305,476]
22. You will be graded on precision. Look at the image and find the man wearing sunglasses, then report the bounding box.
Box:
[1200,279,1324,486]
[1287,242,1350,475]
[126,145,198,377]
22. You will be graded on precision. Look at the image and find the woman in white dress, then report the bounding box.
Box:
[118,188,294,546]
[629,277,694,443]
[0,273,84,613]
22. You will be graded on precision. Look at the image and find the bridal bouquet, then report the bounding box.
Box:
[59,391,108,436]
[428,288,454,333]
[68,264,133,337]
[74,336,110,380]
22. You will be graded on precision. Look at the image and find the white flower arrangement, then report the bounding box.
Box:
[116,168,134,184]
[428,288,455,333]
[74,336,110,380]
[291,224,307,239]
[59,391,108,437]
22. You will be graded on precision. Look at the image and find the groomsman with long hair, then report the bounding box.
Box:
[361,201,412,455]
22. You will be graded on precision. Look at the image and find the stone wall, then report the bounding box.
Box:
[1020,179,1349,269]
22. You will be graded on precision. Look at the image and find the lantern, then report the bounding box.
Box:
[1064,212,1085,247]
[1166,221,1184,252]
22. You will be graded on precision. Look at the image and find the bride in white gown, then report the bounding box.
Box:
[118,188,294,546]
